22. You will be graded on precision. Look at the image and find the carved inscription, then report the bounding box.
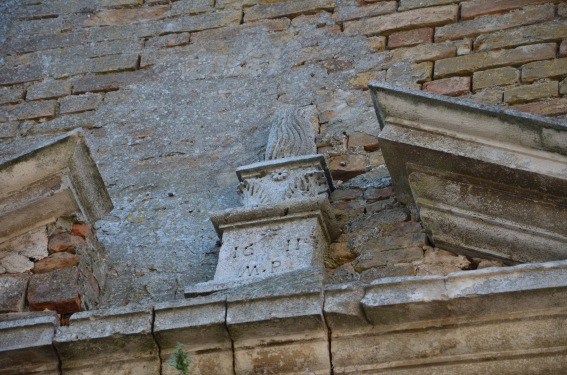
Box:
[235,236,305,278]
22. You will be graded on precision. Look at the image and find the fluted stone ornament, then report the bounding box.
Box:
[265,107,316,160]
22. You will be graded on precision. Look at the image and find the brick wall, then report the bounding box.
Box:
[0,0,564,303]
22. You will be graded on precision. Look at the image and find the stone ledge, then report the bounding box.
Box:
[2,260,567,373]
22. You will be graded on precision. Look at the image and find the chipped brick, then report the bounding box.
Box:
[84,6,168,27]
[522,58,567,83]
[348,131,380,151]
[33,253,80,274]
[0,86,24,105]
[48,233,86,254]
[504,81,559,104]
[28,267,81,314]
[423,76,471,96]
[388,28,433,49]
[473,67,519,91]
[0,100,56,121]
[0,65,43,86]
[329,154,367,181]
[512,98,567,116]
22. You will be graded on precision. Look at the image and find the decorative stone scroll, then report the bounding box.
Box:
[186,108,338,297]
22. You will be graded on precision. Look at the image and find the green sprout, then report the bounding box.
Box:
[168,343,192,375]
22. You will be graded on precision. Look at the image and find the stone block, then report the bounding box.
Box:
[54,305,160,375]
[27,80,72,101]
[388,27,433,49]
[435,4,554,42]
[0,130,113,243]
[28,267,81,314]
[521,57,567,83]
[362,276,449,324]
[0,86,23,105]
[323,283,368,332]
[423,76,471,96]
[33,253,80,274]
[244,0,335,23]
[344,5,457,37]
[512,97,567,117]
[473,66,519,91]
[474,18,567,51]
[0,312,59,374]
[434,43,556,78]
[59,93,103,115]
[0,274,29,312]
[461,0,554,20]
[332,1,396,22]
[154,295,233,375]
[226,269,330,375]
[84,6,168,26]
[6,32,87,55]
[504,81,559,104]
[0,100,57,121]
[398,0,458,11]
[359,263,416,282]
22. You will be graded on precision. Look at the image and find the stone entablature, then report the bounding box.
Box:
[3,260,567,374]
[370,82,567,264]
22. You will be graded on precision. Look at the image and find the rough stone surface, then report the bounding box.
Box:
[0,274,28,312]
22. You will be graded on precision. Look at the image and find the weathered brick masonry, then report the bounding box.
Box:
[0,0,566,305]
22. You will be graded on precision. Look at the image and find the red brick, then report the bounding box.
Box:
[84,6,168,26]
[48,233,86,254]
[347,131,380,151]
[434,43,556,78]
[329,154,367,181]
[435,4,554,42]
[560,40,567,58]
[28,267,81,314]
[511,98,567,117]
[461,0,557,20]
[423,76,471,96]
[33,253,80,274]
[344,5,457,36]
[71,223,92,238]
[388,28,433,49]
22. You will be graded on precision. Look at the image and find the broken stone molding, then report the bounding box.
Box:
[0,129,113,243]
[370,82,567,264]
[3,260,567,373]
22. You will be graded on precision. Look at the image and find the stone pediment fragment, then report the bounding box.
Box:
[369,82,567,264]
[0,129,113,243]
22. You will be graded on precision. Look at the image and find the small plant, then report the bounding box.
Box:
[168,343,192,375]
